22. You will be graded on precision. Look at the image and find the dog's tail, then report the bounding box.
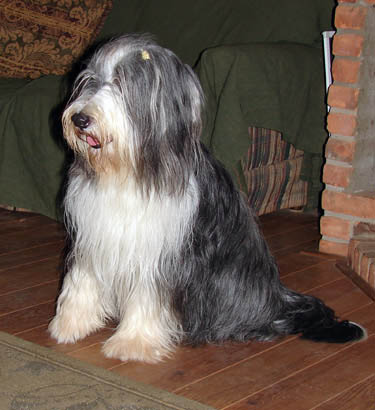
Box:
[277,288,366,343]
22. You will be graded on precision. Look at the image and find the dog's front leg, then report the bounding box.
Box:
[102,287,180,363]
[49,267,106,344]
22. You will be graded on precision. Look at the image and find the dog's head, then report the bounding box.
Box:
[63,34,204,191]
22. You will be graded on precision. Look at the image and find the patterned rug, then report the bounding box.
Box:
[0,331,212,410]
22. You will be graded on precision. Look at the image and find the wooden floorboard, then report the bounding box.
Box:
[0,207,374,409]
[312,373,375,410]
[228,335,375,410]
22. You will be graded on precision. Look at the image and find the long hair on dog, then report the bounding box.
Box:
[49,34,366,363]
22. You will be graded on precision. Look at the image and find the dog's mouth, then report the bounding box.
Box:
[86,134,102,149]
[77,133,102,149]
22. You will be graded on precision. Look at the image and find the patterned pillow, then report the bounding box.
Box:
[0,0,113,79]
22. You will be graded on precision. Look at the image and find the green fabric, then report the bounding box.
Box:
[0,76,67,219]
[301,152,325,211]
[0,0,335,219]
[99,0,335,67]
[197,43,328,209]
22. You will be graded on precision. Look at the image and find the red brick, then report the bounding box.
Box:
[322,163,353,187]
[322,190,375,218]
[365,0,375,4]
[325,138,356,163]
[320,215,352,240]
[319,239,348,257]
[328,85,360,110]
[333,33,364,57]
[338,0,358,3]
[327,112,357,136]
[335,6,367,30]
[332,58,361,83]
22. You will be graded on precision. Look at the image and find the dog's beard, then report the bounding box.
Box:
[62,84,135,179]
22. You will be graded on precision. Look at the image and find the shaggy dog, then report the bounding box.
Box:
[49,34,366,363]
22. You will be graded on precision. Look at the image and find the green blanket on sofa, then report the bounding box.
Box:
[197,43,328,204]
[0,0,335,219]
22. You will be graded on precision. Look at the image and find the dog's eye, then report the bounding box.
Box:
[112,77,125,96]
[74,74,99,96]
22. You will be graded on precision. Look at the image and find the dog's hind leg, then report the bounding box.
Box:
[49,267,107,344]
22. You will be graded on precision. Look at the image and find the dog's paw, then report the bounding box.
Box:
[48,312,103,344]
[102,333,172,363]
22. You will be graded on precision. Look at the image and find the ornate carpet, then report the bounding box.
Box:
[0,331,213,410]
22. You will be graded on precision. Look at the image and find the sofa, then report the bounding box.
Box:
[0,0,335,220]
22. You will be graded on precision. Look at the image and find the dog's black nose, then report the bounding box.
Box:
[71,112,91,129]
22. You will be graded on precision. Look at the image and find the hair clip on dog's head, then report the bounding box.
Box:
[141,50,150,60]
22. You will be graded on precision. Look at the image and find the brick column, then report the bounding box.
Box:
[319,0,375,289]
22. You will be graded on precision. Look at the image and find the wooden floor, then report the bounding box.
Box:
[1,207,375,409]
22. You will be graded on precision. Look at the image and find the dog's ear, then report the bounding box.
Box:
[148,50,204,153]
[117,46,203,154]
[112,44,204,192]
[172,62,203,139]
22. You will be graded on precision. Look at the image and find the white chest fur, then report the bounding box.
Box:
[64,172,199,287]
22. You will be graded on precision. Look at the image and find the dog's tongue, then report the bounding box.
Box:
[86,135,101,148]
